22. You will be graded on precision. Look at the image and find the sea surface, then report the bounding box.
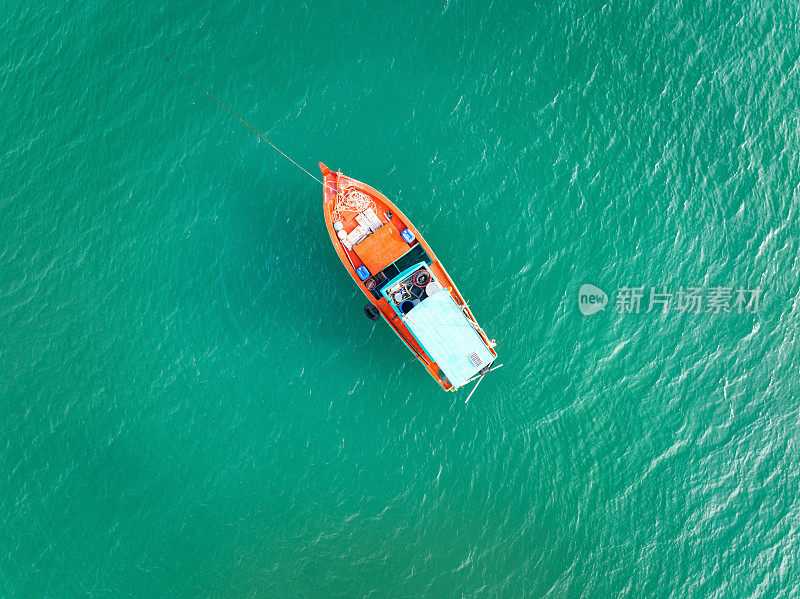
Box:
[2,1,799,596]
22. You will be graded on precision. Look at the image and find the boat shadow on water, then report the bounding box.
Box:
[225,180,377,354]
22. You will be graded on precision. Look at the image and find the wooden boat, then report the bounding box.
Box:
[320,163,497,392]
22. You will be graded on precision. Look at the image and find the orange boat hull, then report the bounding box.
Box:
[320,163,496,391]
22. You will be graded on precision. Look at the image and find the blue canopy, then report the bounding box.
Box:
[402,289,495,388]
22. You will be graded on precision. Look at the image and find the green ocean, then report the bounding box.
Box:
[3,1,799,596]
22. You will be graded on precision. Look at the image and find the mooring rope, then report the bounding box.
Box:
[166,57,336,193]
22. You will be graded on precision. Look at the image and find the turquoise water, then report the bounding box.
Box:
[3,1,799,596]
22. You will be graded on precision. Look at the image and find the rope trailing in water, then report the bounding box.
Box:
[166,56,336,193]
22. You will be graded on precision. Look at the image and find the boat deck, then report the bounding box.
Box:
[352,224,409,274]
